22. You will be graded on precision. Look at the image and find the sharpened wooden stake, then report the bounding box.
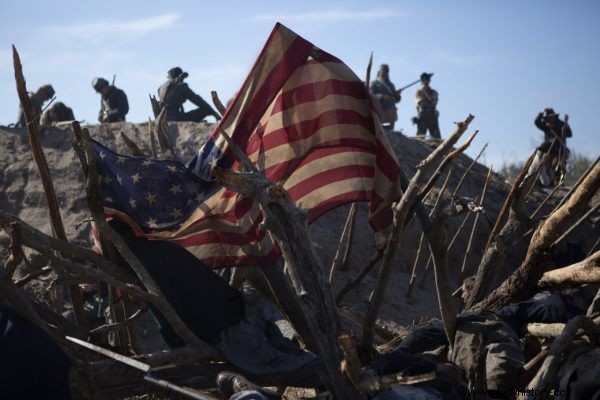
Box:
[12,46,88,329]
[210,90,227,116]
[120,131,146,156]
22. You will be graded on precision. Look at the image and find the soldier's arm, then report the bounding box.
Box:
[534,112,545,131]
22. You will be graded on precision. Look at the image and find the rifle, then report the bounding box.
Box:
[398,73,434,92]
[111,74,116,86]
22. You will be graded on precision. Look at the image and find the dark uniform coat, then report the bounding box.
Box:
[99,86,129,122]
[157,80,216,122]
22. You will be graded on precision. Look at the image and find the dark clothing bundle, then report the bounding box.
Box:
[157,80,217,122]
[557,347,600,400]
[15,95,42,128]
[109,220,244,344]
[373,349,468,400]
[399,291,571,354]
[40,102,75,126]
[0,304,71,399]
[99,86,129,122]
[109,220,320,387]
[534,113,572,157]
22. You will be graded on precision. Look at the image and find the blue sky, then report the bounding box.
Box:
[1,0,598,167]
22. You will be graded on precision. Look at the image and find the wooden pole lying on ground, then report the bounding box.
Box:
[12,45,88,329]
[360,115,475,351]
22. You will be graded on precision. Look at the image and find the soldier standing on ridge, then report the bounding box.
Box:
[370,64,401,130]
[534,107,572,186]
[157,67,221,122]
[15,84,55,128]
[413,72,441,139]
[92,77,129,123]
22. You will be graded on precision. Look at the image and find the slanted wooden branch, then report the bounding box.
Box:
[466,152,540,309]
[213,131,360,398]
[360,115,474,351]
[539,250,600,286]
[12,45,88,328]
[475,159,600,311]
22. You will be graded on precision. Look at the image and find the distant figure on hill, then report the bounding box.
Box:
[370,64,401,130]
[533,107,572,186]
[413,72,441,139]
[15,84,55,129]
[92,77,129,123]
[40,102,75,126]
[157,67,221,122]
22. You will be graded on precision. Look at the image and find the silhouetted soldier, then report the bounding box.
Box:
[370,64,401,130]
[92,77,129,123]
[157,67,220,122]
[40,102,75,126]
[15,84,55,128]
[414,72,441,139]
[533,108,572,186]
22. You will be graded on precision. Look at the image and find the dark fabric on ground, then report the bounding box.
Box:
[557,347,600,400]
[373,349,467,400]
[400,292,571,354]
[494,291,569,334]
[109,220,245,345]
[0,304,71,400]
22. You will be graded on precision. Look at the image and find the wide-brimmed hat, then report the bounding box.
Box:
[38,84,55,98]
[168,67,188,80]
[542,107,559,118]
[91,77,109,92]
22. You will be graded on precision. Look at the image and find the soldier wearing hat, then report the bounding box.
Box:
[413,72,441,139]
[92,77,129,123]
[370,64,402,130]
[157,67,221,122]
[534,107,572,186]
[15,84,55,128]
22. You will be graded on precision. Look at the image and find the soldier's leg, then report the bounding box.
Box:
[181,108,212,122]
[430,111,441,139]
[415,111,427,136]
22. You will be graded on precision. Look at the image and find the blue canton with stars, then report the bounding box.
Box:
[92,140,220,232]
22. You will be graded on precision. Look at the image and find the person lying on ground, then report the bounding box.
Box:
[108,219,323,389]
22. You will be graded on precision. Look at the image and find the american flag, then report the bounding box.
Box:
[95,23,401,268]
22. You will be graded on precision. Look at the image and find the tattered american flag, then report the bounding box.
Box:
[94,23,401,268]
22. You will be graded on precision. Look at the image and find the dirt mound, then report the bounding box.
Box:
[0,122,595,331]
